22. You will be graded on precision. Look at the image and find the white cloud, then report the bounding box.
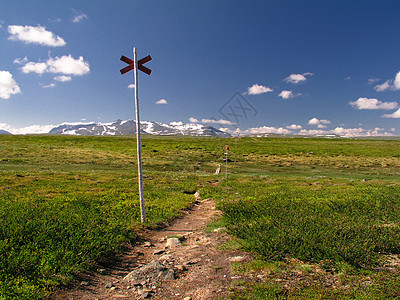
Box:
[13,57,28,65]
[394,71,400,90]
[170,121,183,126]
[349,97,398,110]
[41,83,56,88]
[374,80,391,92]
[286,124,302,130]
[8,25,66,47]
[278,90,300,99]
[21,62,48,74]
[382,108,400,119]
[308,117,331,126]
[201,119,234,125]
[247,84,273,95]
[243,126,292,135]
[368,78,380,85]
[127,84,135,89]
[374,71,400,91]
[0,123,54,134]
[156,99,168,104]
[0,71,21,99]
[189,117,199,123]
[54,75,72,82]
[21,55,90,76]
[298,127,393,137]
[332,127,365,136]
[72,9,88,23]
[47,55,90,75]
[299,129,328,135]
[284,72,313,84]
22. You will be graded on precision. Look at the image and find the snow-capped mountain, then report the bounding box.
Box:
[49,120,231,137]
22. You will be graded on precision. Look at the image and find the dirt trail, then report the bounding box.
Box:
[51,198,249,300]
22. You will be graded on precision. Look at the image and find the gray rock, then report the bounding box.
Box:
[143,241,153,247]
[166,237,180,247]
[124,260,175,283]
[105,282,114,288]
[183,260,198,266]
[156,268,175,281]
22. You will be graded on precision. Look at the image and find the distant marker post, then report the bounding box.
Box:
[225,144,230,178]
[120,47,152,223]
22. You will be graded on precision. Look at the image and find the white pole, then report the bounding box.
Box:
[134,47,146,223]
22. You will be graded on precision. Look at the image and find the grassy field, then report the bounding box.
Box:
[0,135,399,299]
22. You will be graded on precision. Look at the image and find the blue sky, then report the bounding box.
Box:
[1,0,400,136]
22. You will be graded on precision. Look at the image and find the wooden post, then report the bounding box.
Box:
[133,47,146,223]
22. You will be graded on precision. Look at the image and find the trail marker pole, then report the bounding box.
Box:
[133,48,146,223]
[120,47,152,223]
[225,144,230,178]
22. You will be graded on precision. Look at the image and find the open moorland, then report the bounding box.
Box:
[0,135,400,299]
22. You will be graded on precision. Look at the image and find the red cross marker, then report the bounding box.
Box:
[120,55,152,75]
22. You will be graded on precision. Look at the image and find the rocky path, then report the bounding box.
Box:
[50,198,250,300]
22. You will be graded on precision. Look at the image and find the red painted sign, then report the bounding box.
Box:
[120,55,152,75]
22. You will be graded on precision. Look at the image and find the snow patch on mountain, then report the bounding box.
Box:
[49,119,231,137]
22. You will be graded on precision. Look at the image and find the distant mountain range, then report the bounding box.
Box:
[0,130,12,135]
[49,119,231,137]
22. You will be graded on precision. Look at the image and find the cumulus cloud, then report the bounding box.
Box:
[72,9,88,23]
[54,75,72,82]
[189,117,199,123]
[242,126,292,135]
[13,57,28,65]
[0,71,21,99]
[278,90,300,99]
[201,119,234,125]
[224,123,394,138]
[247,84,273,95]
[8,25,66,47]
[349,97,398,110]
[21,55,90,76]
[127,84,135,89]
[374,71,400,91]
[47,55,90,75]
[286,124,302,130]
[22,62,48,74]
[298,127,393,137]
[0,123,54,134]
[394,71,400,90]
[156,99,168,104]
[299,129,329,135]
[170,121,183,126]
[284,72,313,84]
[308,117,331,126]
[374,80,391,92]
[382,108,400,118]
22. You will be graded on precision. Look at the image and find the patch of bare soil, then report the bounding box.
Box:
[50,198,249,300]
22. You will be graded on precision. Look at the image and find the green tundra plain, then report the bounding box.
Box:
[0,135,399,299]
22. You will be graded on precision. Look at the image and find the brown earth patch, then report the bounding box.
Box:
[50,198,249,300]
